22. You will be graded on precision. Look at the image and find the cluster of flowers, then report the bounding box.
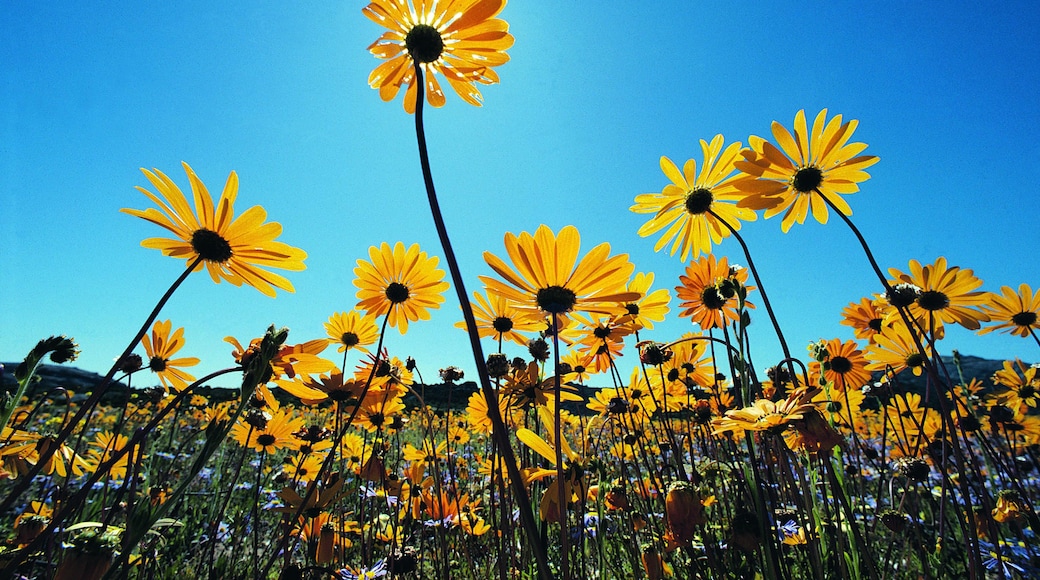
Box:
[2,0,1038,578]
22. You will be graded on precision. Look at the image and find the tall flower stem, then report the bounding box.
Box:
[817,194,987,578]
[411,62,552,580]
[0,255,205,517]
[707,209,797,376]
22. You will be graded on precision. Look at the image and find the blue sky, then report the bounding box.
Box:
[2,2,1038,388]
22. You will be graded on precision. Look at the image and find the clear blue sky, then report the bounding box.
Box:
[3,2,1038,388]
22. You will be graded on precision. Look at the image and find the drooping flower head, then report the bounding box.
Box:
[632,135,757,261]
[734,109,879,232]
[354,242,450,334]
[122,162,307,297]
[480,225,641,325]
[364,0,514,113]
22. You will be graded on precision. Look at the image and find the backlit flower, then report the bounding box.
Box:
[617,272,671,332]
[363,0,514,113]
[122,162,307,297]
[231,408,305,454]
[456,289,542,347]
[354,242,450,334]
[864,322,932,377]
[734,109,879,232]
[480,225,640,323]
[324,311,380,354]
[675,254,755,330]
[142,320,198,392]
[979,283,1040,338]
[888,257,990,331]
[633,135,757,261]
[808,338,871,390]
[840,295,889,344]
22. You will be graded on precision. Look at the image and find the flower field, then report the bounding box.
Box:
[2,2,1039,579]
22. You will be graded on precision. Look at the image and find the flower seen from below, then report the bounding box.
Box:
[841,295,888,344]
[231,408,305,454]
[141,320,199,392]
[480,225,641,323]
[887,257,990,331]
[675,254,755,330]
[363,0,514,113]
[979,283,1040,339]
[808,338,871,390]
[354,242,449,334]
[456,289,543,347]
[632,135,757,261]
[617,272,671,332]
[734,109,879,232]
[324,311,380,354]
[122,162,307,297]
[864,321,932,377]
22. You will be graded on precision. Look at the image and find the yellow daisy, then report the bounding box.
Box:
[632,135,757,261]
[324,311,380,354]
[142,319,199,392]
[480,225,641,323]
[122,162,307,297]
[734,109,879,232]
[354,242,450,334]
[363,0,514,113]
[887,257,990,331]
[455,289,543,348]
[979,283,1040,339]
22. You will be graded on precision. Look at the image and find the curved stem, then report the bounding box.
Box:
[411,62,552,579]
[707,209,797,379]
[0,256,204,516]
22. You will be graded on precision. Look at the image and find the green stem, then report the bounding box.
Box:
[411,61,552,580]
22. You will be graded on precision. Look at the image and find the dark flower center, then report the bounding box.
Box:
[340,332,359,347]
[625,303,640,315]
[536,285,578,313]
[830,356,853,375]
[1012,311,1038,327]
[887,283,921,308]
[191,228,233,263]
[405,24,444,64]
[593,326,612,339]
[684,188,714,214]
[368,412,386,427]
[256,434,277,447]
[917,290,950,311]
[492,316,514,333]
[385,282,410,304]
[868,318,883,332]
[700,286,728,310]
[1020,385,1037,399]
[149,356,167,372]
[905,353,925,369]
[792,166,823,193]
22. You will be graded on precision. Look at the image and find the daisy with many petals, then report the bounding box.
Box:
[324,311,380,354]
[480,225,641,324]
[122,162,307,297]
[632,135,758,261]
[231,408,305,454]
[675,254,755,330]
[992,359,1040,415]
[363,0,514,113]
[864,321,932,377]
[808,338,872,390]
[456,290,542,348]
[841,295,889,344]
[734,109,879,233]
[617,272,671,332]
[887,257,990,331]
[979,283,1040,340]
[354,242,450,334]
[142,320,198,392]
